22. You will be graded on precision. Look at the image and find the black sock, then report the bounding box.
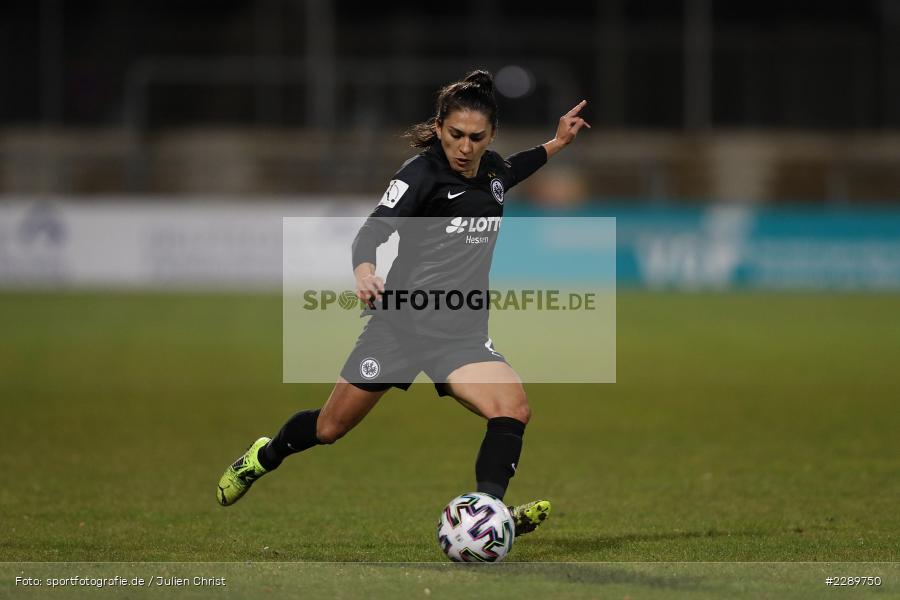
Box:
[258,409,321,471]
[475,417,526,501]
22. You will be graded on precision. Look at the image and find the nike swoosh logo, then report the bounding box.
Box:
[447,190,467,199]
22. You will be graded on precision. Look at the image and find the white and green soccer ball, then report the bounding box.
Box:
[437,492,515,562]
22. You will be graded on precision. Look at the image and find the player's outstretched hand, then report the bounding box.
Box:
[557,100,591,144]
[544,100,591,158]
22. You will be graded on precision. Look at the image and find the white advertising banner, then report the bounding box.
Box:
[0,200,370,290]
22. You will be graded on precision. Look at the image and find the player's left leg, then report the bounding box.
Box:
[445,362,551,536]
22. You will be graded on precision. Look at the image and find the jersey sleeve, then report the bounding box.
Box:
[352,154,433,269]
[502,145,548,189]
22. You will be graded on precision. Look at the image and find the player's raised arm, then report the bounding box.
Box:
[504,100,590,187]
[542,100,591,158]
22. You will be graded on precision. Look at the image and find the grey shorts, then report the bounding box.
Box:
[339,316,507,397]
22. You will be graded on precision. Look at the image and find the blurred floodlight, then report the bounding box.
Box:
[495,65,534,99]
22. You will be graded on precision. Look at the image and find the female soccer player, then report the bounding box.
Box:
[217,70,589,538]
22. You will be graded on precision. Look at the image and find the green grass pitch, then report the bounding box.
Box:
[1,291,898,597]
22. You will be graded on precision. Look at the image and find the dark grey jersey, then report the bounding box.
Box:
[353,141,547,338]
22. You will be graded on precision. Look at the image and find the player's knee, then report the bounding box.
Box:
[315,421,347,445]
[497,390,530,424]
[510,401,531,425]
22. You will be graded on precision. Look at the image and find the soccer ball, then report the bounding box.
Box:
[437,492,515,562]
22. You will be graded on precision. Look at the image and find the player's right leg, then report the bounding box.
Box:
[443,361,551,536]
[216,379,385,506]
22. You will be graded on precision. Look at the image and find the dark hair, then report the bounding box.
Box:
[406,70,499,148]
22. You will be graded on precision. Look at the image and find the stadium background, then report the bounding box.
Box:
[1,1,898,598]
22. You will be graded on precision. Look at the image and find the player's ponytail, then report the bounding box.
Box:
[406,69,499,148]
[463,70,495,94]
